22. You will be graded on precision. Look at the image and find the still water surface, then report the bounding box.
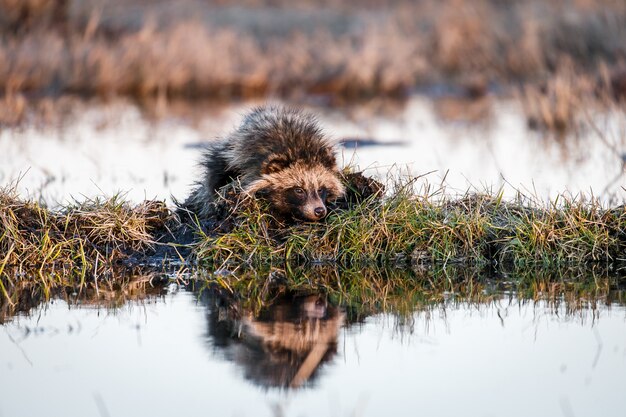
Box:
[1,96,625,205]
[1,283,625,417]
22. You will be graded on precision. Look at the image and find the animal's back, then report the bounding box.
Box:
[224,106,337,185]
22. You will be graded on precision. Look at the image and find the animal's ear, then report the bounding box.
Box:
[319,147,337,169]
[262,154,290,174]
[245,178,272,197]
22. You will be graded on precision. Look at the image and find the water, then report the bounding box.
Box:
[2,96,626,416]
[1,283,625,417]
[1,96,625,206]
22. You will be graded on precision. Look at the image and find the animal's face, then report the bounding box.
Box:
[284,185,329,221]
[247,162,345,222]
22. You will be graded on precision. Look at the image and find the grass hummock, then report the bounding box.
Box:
[1,174,625,319]
[0,186,173,278]
[2,174,626,274]
[196,175,626,269]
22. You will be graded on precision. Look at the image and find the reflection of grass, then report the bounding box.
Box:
[0,270,169,323]
[3,262,622,323]
[186,264,626,322]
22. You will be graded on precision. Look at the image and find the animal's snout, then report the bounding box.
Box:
[314,206,327,218]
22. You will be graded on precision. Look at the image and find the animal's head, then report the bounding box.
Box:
[247,161,345,222]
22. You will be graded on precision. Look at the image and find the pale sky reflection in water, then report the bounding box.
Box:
[0,97,624,206]
[1,289,625,417]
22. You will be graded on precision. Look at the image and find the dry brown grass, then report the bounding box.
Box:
[0,185,174,279]
[0,21,423,99]
[0,0,625,105]
[0,0,68,32]
[519,60,626,134]
[520,63,595,134]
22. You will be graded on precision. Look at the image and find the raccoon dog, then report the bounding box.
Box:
[181,106,345,222]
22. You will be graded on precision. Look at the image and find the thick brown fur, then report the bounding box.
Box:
[180,106,345,222]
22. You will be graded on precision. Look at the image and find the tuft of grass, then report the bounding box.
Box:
[0,185,174,278]
[196,179,626,269]
[519,62,602,135]
[0,184,176,319]
[0,0,68,33]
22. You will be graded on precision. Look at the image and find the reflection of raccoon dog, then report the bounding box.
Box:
[203,291,344,389]
[181,106,345,221]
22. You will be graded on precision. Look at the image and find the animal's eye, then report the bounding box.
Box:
[294,187,305,194]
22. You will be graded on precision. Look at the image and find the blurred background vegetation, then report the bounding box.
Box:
[1,0,625,103]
